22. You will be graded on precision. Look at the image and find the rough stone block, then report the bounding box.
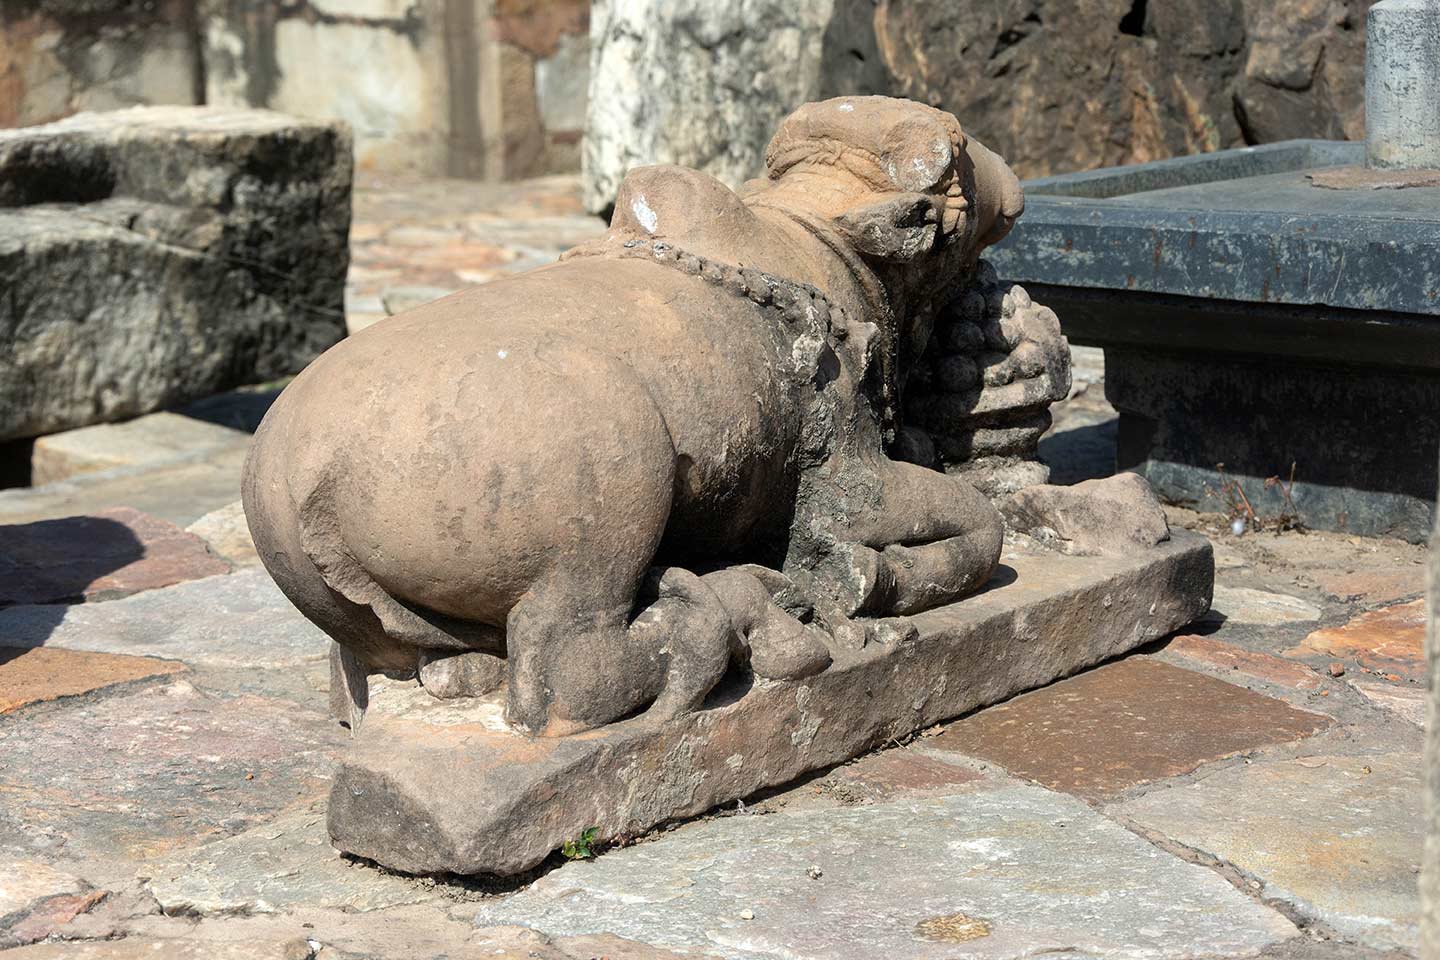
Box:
[327,533,1212,876]
[928,657,1329,801]
[1002,473,1168,556]
[0,107,350,441]
[0,507,230,606]
[1202,585,1321,626]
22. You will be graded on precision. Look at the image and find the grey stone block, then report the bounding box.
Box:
[0,106,350,441]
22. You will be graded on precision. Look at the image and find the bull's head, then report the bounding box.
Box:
[750,97,1024,380]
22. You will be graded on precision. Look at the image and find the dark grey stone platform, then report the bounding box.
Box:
[989,140,1440,542]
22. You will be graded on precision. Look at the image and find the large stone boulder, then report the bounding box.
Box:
[0,106,350,442]
[583,0,834,213]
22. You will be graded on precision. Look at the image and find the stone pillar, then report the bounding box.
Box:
[1366,0,1440,170]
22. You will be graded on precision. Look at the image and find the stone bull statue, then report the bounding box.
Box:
[243,97,1028,737]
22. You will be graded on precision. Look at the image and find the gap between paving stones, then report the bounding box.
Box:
[1109,812,1373,950]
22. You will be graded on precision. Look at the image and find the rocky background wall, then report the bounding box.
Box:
[0,0,588,179]
[586,0,1373,212]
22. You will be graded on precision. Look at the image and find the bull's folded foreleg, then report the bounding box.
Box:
[795,455,1004,619]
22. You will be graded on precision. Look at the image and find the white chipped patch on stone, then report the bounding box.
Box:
[631,195,658,233]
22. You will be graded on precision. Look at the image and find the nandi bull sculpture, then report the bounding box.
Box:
[243,97,1032,738]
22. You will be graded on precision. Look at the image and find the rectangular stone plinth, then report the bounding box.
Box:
[329,532,1213,877]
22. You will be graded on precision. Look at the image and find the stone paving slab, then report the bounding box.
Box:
[1344,676,1425,727]
[148,807,438,916]
[473,786,1298,959]
[185,500,259,568]
[9,909,716,960]
[30,413,251,486]
[1202,586,1322,627]
[1113,753,1423,951]
[0,446,250,528]
[0,646,185,715]
[0,861,86,918]
[818,748,987,804]
[0,679,343,872]
[1162,634,1327,691]
[0,508,229,606]
[1293,599,1426,682]
[928,657,1330,801]
[0,568,330,669]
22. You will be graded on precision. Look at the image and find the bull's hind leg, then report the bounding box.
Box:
[504,568,737,737]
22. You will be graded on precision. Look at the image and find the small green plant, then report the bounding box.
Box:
[561,827,599,861]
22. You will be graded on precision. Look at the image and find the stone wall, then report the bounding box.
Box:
[0,0,588,179]
[586,0,1373,211]
[0,0,203,128]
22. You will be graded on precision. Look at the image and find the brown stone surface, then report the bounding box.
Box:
[822,749,984,802]
[0,508,229,606]
[326,533,1211,875]
[0,647,184,715]
[1308,165,1440,190]
[1294,599,1426,682]
[1164,634,1326,691]
[0,680,343,866]
[929,657,1329,800]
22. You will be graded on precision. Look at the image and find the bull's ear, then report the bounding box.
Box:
[832,192,939,262]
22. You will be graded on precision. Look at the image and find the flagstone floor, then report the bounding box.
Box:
[0,175,1427,960]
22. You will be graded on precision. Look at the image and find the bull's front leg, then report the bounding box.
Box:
[797,454,1004,619]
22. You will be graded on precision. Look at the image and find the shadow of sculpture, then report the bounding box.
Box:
[0,515,146,647]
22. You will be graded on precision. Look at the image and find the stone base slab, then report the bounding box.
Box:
[329,532,1214,876]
